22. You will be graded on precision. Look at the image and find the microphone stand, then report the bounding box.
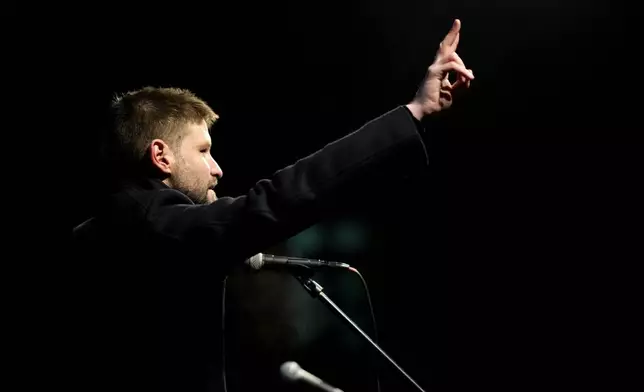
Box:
[289,266,427,392]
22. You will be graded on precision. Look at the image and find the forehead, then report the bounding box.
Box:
[181,121,211,145]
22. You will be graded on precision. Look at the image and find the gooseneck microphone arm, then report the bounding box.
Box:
[289,266,427,392]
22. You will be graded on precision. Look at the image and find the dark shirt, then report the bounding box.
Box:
[72,106,429,392]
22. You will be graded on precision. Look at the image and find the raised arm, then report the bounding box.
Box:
[144,106,428,264]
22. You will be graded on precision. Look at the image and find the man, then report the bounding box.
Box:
[73,19,473,392]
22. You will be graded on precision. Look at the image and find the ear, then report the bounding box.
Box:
[148,139,176,175]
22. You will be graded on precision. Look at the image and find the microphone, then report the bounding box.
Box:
[245,253,351,270]
[280,361,344,392]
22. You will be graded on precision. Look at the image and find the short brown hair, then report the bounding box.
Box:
[102,87,219,180]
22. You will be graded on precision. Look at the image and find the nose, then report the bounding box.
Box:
[210,157,223,180]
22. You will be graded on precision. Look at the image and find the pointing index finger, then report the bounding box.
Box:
[443,19,461,46]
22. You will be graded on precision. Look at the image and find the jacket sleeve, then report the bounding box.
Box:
[142,105,430,264]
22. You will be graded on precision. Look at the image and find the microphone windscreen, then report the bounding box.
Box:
[246,253,264,270]
[280,361,301,382]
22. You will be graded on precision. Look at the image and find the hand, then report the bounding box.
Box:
[407,19,474,120]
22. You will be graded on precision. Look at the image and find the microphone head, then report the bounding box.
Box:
[280,361,301,382]
[246,253,264,270]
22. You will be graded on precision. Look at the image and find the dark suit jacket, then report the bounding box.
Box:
[72,105,430,392]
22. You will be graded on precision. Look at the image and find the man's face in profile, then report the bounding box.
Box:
[167,121,223,204]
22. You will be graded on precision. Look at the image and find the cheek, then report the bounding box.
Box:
[179,156,206,177]
[202,156,212,171]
